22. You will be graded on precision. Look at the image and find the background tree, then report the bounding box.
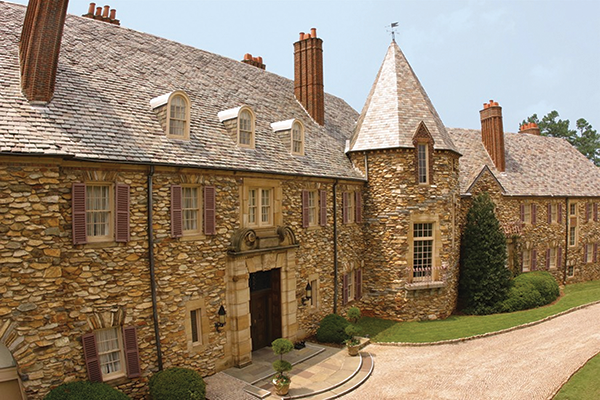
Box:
[522,111,600,166]
[459,192,511,315]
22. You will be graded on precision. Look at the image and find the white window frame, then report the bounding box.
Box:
[551,203,558,224]
[569,226,577,247]
[238,108,255,148]
[549,247,557,270]
[307,190,317,226]
[291,121,304,155]
[523,203,532,225]
[94,327,125,381]
[166,91,191,140]
[345,192,356,224]
[182,186,202,235]
[585,244,594,263]
[248,187,273,227]
[522,249,531,272]
[413,222,434,281]
[417,143,429,184]
[86,183,113,243]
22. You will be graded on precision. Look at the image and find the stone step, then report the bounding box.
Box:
[313,352,374,400]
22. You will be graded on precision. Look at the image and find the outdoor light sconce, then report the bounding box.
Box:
[215,305,226,332]
[301,282,312,306]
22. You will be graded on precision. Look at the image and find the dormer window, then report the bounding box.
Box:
[271,119,305,156]
[150,90,191,140]
[292,121,304,155]
[238,108,254,147]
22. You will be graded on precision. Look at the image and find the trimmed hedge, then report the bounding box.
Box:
[44,381,130,400]
[149,367,206,400]
[501,271,560,312]
[316,313,349,344]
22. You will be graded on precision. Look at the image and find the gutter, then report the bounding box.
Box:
[333,179,339,314]
[563,197,569,285]
[147,165,163,370]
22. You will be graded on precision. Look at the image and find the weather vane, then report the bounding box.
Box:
[387,22,399,42]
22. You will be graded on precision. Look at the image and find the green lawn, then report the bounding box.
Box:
[356,279,600,343]
[553,352,600,400]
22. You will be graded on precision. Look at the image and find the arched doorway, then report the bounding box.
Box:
[0,344,26,400]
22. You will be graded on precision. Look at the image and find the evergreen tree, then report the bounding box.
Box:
[459,192,511,315]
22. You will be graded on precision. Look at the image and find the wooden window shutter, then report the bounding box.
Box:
[72,183,87,245]
[585,203,590,223]
[520,204,525,226]
[355,269,362,300]
[583,245,588,263]
[342,274,349,305]
[546,248,551,270]
[531,204,537,225]
[171,185,183,238]
[594,243,598,263]
[319,190,327,226]
[82,332,103,382]
[123,326,141,378]
[355,191,363,224]
[342,192,349,224]
[594,203,598,222]
[558,247,563,268]
[531,249,537,271]
[204,186,216,235]
[301,190,309,228]
[558,204,563,224]
[115,184,130,243]
[547,203,552,224]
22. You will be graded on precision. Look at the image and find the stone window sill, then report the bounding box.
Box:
[406,281,446,291]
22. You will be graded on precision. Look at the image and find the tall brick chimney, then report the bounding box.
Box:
[20,0,69,104]
[294,28,324,125]
[480,100,506,172]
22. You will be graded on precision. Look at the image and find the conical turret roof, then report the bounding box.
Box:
[349,41,458,153]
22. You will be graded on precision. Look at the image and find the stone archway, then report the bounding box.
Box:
[0,321,26,400]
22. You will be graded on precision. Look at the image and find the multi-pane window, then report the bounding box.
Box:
[190,309,202,344]
[569,203,577,216]
[522,250,531,272]
[569,226,577,246]
[310,278,318,308]
[95,328,124,380]
[548,247,557,269]
[523,204,531,225]
[248,188,272,227]
[550,203,558,223]
[182,187,200,234]
[169,95,187,137]
[307,191,317,226]
[86,184,111,239]
[585,244,594,263]
[239,109,253,146]
[343,192,355,224]
[417,143,428,184]
[413,223,433,280]
[292,122,304,155]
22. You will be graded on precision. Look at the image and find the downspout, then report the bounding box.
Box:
[333,179,339,314]
[147,165,163,370]
[563,197,569,285]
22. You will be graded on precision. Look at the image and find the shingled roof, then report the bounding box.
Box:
[0,2,363,181]
[348,41,458,153]
[451,128,600,197]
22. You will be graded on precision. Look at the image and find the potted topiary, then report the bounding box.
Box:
[344,324,361,356]
[346,306,361,324]
[271,338,294,395]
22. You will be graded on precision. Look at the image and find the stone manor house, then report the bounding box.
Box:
[1,1,599,398]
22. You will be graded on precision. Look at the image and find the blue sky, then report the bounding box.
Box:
[10,0,600,132]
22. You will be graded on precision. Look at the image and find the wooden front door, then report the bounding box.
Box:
[250,269,281,350]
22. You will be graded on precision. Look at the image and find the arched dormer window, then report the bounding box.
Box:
[291,121,304,155]
[238,108,255,148]
[412,122,435,185]
[167,92,191,139]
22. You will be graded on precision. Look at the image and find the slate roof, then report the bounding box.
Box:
[451,128,600,197]
[0,2,364,181]
[348,41,458,153]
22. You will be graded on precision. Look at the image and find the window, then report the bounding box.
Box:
[585,244,594,263]
[522,203,531,225]
[413,223,433,281]
[292,121,304,155]
[585,203,592,223]
[307,191,317,226]
[72,183,130,245]
[569,203,577,216]
[342,191,362,224]
[547,247,557,270]
[309,278,318,308]
[548,203,558,224]
[248,188,272,227]
[82,326,140,382]
[302,190,327,228]
[171,185,216,237]
[567,265,574,277]
[342,265,362,305]
[417,143,428,184]
[522,249,531,272]
[238,108,254,147]
[190,309,202,344]
[569,226,577,247]
[169,94,188,138]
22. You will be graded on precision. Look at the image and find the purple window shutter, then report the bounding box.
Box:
[520,204,525,226]
[585,203,590,223]
[123,326,141,378]
[342,274,349,305]
[342,192,349,224]
[558,204,563,224]
[558,247,563,268]
[115,184,130,243]
[72,183,87,245]
[532,204,537,225]
[355,191,363,224]
[594,244,598,263]
[547,203,552,224]
[82,332,103,382]
[171,185,183,238]
[355,269,362,300]
[302,190,309,228]
[204,186,216,235]
[594,203,598,222]
[531,250,537,271]
[319,190,327,226]
[584,245,588,263]
[546,248,551,270]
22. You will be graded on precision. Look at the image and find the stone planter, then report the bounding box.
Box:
[273,380,290,395]
[347,344,360,356]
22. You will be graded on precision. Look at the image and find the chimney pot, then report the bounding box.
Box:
[87,2,96,15]
[257,56,263,64]
[110,9,116,20]
[244,53,252,60]
[102,5,110,18]
[311,28,317,37]
[299,32,304,41]
[95,6,102,16]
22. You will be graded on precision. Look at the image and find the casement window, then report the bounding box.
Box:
[547,203,559,224]
[168,93,190,139]
[569,203,577,216]
[302,190,327,228]
[238,108,254,147]
[522,250,531,272]
[342,191,362,224]
[248,188,272,227]
[171,185,216,237]
[569,226,577,247]
[520,203,532,225]
[190,309,203,345]
[291,121,304,155]
[546,247,557,270]
[584,244,594,264]
[342,267,362,305]
[72,183,129,245]
[82,326,140,382]
[417,143,429,184]
[413,223,434,281]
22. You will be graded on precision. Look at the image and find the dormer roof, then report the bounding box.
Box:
[349,41,458,154]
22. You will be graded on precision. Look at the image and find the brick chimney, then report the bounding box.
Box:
[82,3,120,25]
[241,53,266,70]
[480,100,506,172]
[519,122,541,135]
[294,28,324,125]
[20,0,69,104]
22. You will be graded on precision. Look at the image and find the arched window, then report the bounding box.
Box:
[238,108,254,147]
[167,92,190,139]
[291,121,304,155]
